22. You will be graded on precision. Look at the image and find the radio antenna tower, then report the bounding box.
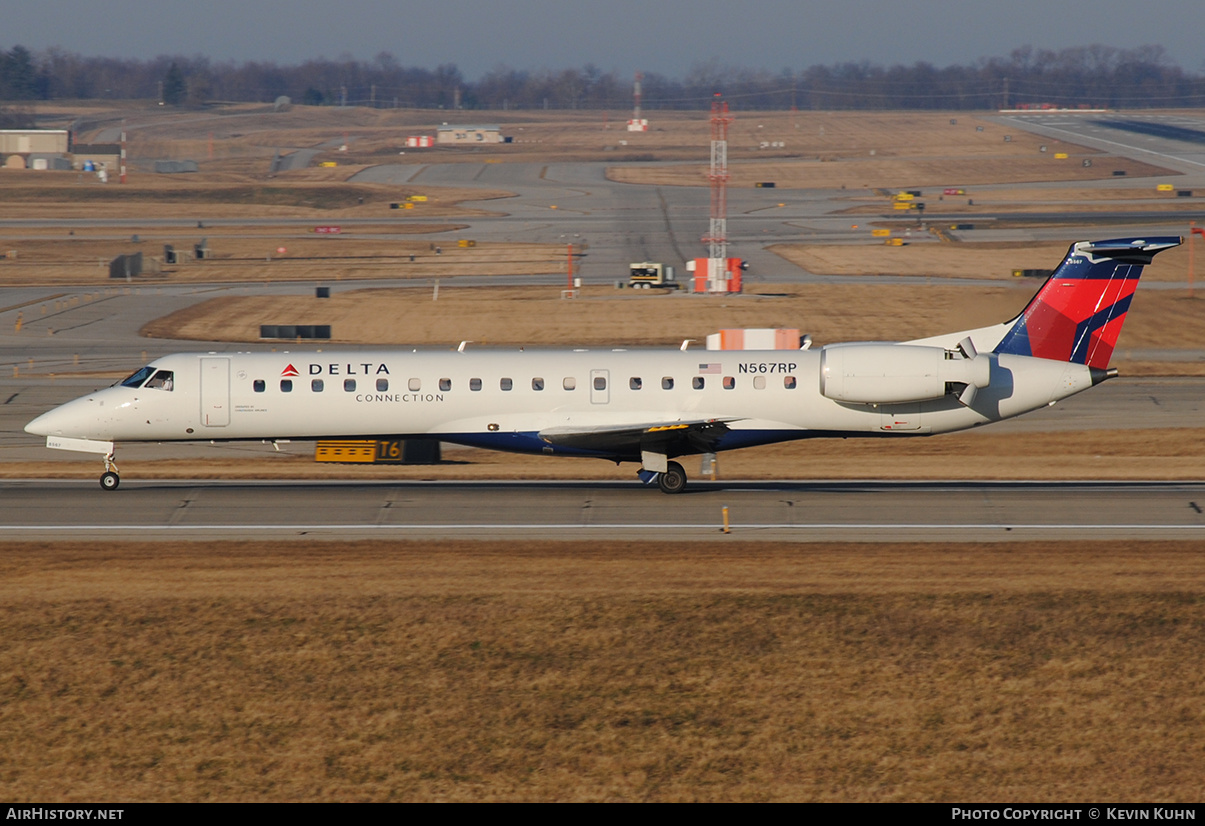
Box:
[704,94,732,292]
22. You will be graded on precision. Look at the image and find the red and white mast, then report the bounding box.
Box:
[627,72,648,131]
[704,94,732,292]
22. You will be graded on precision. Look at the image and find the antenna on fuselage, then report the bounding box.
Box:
[680,339,693,351]
[458,341,472,352]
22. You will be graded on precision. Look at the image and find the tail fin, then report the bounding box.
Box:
[994,236,1181,368]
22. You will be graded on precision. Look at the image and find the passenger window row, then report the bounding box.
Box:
[253,374,799,392]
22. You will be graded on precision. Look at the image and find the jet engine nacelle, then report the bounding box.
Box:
[820,343,991,405]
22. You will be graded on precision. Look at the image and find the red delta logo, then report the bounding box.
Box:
[281,364,300,377]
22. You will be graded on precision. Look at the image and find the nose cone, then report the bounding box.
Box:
[26,407,68,437]
[26,396,95,438]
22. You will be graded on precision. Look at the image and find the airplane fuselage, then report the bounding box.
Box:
[27,346,1099,461]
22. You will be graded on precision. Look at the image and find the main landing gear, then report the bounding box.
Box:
[657,461,687,495]
[639,454,689,494]
[100,453,120,491]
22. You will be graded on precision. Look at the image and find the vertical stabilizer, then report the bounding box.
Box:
[994,237,1181,368]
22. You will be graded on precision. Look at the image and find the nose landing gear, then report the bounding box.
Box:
[100,453,120,491]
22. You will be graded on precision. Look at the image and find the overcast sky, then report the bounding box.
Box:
[12,0,1204,77]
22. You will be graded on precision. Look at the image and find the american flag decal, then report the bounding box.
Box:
[698,363,721,374]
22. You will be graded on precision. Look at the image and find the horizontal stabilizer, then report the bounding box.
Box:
[1080,238,1181,264]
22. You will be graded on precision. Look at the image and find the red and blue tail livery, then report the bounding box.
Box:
[994,237,1181,368]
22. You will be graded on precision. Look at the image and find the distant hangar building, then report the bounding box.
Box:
[1,130,121,172]
[436,124,506,145]
[1,129,71,168]
[0,129,69,155]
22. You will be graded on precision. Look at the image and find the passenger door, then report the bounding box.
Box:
[200,358,230,427]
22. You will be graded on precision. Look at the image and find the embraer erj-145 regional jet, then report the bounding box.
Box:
[26,236,1181,493]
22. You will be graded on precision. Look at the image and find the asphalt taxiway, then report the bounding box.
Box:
[0,478,1202,542]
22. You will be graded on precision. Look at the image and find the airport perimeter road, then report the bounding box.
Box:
[2,478,1204,542]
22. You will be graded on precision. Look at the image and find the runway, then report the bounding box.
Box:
[3,478,1203,541]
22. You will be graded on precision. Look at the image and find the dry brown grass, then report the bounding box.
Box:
[772,241,1075,280]
[610,155,1175,191]
[0,169,511,220]
[937,186,1198,203]
[0,238,560,286]
[2,540,1204,802]
[135,282,1032,346]
[603,112,1177,189]
[772,239,1203,283]
[840,198,1204,218]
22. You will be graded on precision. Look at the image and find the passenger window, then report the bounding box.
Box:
[662,377,674,390]
[253,380,266,393]
[377,378,389,391]
[593,376,607,391]
[146,370,174,391]
[280,379,293,392]
[439,378,451,391]
[470,378,482,391]
[563,377,576,390]
[723,376,735,390]
[312,379,324,392]
[532,377,545,391]
[784,376,797,389]
[754,376,766,390]
[409,378,421,391]
[629,377,642,390]
[500,378,513,391]
[693,377,705,390]
[344,379,356,392]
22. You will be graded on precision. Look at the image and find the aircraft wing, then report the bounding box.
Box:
[538,418,735,458]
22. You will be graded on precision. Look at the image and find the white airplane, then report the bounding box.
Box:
[26,236,1180,493]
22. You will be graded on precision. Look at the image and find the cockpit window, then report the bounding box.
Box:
[119,365,155,388]
[145,370,174,391]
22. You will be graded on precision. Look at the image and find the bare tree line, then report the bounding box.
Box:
[2,44,1203,111]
